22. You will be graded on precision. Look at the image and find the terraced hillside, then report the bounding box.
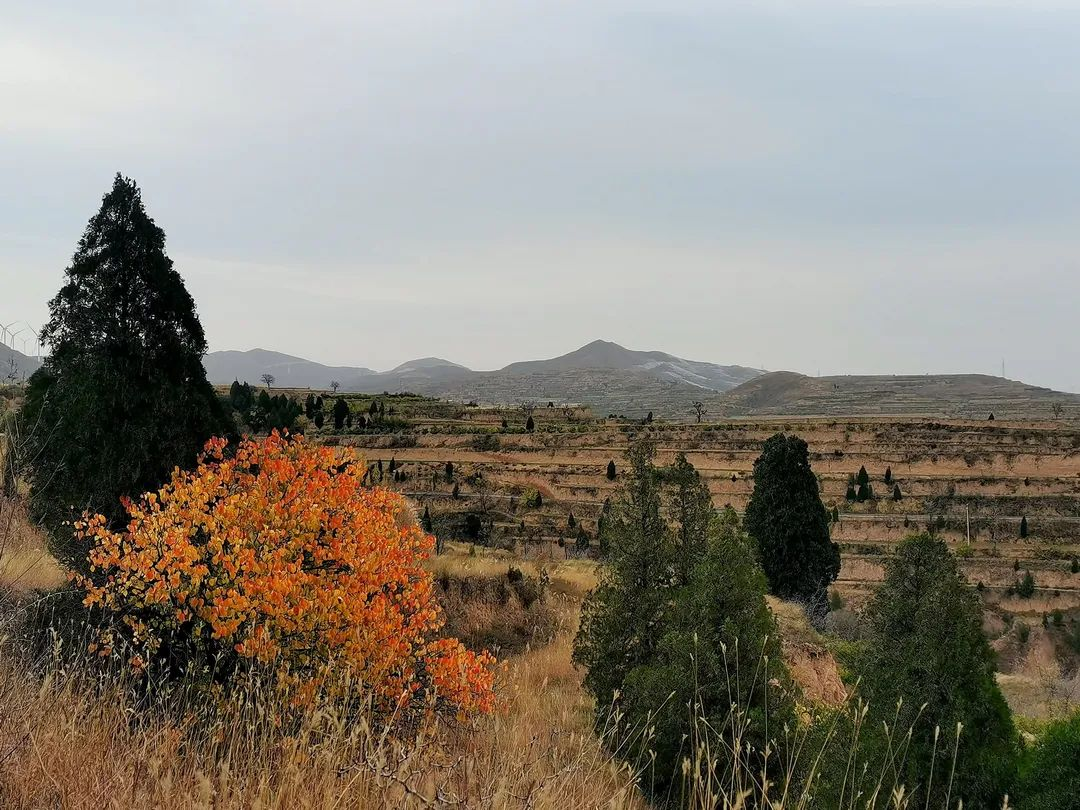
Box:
[316,397,1080,616]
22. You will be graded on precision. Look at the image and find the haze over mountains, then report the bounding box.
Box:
[201,340,763,415]
[0,344,41,382]
[6,338,1077,420]
[200,340,1080,421]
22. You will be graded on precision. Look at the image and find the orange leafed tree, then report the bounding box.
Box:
[75,432,495,717]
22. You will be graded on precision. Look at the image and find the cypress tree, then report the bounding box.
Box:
[525,415,535,432]
[856,465,869,487]
[744,433,839,601]
[332,397,349,430]
[452,483,460,500]
[421,506,433,533]
[858,535,1017,808]
[884,466,892,484]
[1020,515,1029,538]
[575,439,791,796]
[444,461,454,483]
[892,483,902,501]
[606,460,616,480]
[21,174,229,571]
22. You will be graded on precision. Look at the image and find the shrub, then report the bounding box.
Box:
[521,488,543,509]
[1017,710,1080,810]
[1017,570,1036,598]
[74,433,495,718]
[825,608,863,641]
[470,433,501,452]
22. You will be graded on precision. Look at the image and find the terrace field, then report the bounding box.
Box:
[305,393,1080,715]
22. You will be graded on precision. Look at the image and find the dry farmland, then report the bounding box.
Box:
[318,395,1080,708]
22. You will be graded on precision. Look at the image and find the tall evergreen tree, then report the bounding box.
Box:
[21,175,229,570]
[332,397,349,430]
[744,433,840,601]
[606,459,617,480]
[575,439,790,796]
[525,415,535,432]
[883,466,893,484]
[857,534,1017,808]
[856,465,870,487]
[1020,515,1029,538]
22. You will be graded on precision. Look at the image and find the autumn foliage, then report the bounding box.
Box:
[74,432,495,717]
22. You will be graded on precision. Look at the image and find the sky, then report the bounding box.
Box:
[2,1,1079,392]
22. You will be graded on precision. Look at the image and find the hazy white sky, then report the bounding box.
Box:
[3,1,1079,391]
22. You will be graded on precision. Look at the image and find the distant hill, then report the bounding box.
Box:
[202,340,761,417]
[201,342,1080,420]
[202,349,374,390]
[0,345,41,383]
[502,339,760,390]
[720,371,1080,420]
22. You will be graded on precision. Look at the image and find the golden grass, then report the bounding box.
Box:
[0,604,645,810]
[0,497,66,595]
[427,542,600,600]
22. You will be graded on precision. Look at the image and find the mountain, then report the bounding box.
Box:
[0,344,41,383]
[719,371,1080,420]
[201,341,1078,421]
[202,349,374,390]
[502,339,760,390]
[201,340,761,417]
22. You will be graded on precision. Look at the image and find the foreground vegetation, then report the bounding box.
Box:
[2,175,1079,808]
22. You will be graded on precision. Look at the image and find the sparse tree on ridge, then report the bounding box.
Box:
[329,380,340,394]
[261,373,275,390]
[691,400,706,423]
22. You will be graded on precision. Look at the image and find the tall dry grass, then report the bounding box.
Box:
[0,607,646,809]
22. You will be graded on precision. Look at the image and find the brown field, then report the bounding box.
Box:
[326,398,1080,718]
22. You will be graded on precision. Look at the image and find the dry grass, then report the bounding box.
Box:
[427,542,600,600]
[0,605,645,810]
[0,497,66,595]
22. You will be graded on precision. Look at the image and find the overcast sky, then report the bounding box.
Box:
[3,1,1079,391]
